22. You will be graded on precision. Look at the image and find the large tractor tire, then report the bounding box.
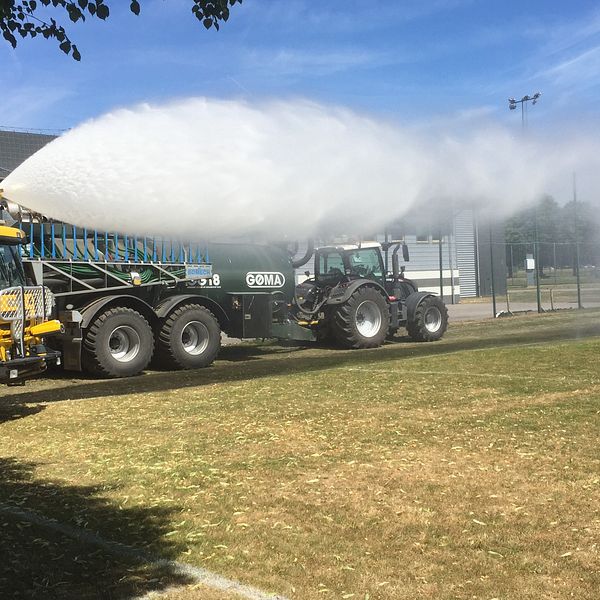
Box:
[82,307,154,377]
[332,286,389,349]
[155,304,221,370]
[406,296,448,342]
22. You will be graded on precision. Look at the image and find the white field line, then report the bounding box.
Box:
[0,504,288,600]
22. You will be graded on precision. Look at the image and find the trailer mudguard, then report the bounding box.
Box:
[405,291,436,323]
[154,294,229,327]
[79,295,156,329]
[325,279,388,305]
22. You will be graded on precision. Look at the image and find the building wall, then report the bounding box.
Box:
[454,209,478,297]
[0,129,56,181]
[401,234,459,303]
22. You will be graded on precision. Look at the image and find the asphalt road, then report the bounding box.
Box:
[447,299,600,321]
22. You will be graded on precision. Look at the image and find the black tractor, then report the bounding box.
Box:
[292,241,448,349]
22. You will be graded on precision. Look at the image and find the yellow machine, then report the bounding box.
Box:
[0,221,62,384]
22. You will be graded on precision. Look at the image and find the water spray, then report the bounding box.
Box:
[2,97,599,241]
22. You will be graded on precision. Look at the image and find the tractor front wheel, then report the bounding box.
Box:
[406,296,448,342]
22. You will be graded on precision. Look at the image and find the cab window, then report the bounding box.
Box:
[317,251,344,279]
[0,245,26,287]
[349,249,383,279]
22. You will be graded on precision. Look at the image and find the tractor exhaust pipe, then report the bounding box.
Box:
[291,238,314,268]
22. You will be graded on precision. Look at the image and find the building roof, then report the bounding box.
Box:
[0,129,57,179]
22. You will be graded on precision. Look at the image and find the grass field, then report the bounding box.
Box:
[1,310,599,599]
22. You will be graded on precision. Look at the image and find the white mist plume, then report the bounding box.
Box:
[3,97,599,239]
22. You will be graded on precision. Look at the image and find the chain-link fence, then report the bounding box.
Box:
[500,241,600,314]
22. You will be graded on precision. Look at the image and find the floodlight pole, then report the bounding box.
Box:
[508,92,541,131]
[508,92,543,312]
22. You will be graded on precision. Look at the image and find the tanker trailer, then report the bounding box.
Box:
[6,200,447,378]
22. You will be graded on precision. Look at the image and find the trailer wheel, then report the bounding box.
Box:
[332,287,389,349]
[82,307,154,377]
[407,296,448,342]
[156,304,221,370]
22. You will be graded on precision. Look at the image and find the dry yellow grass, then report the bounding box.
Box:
[1,309,599,599]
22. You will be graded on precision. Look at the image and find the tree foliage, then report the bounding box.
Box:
[0,0,242,61]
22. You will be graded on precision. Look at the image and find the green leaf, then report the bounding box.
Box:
[130,0,140,16]
[3,30,17,48]
[72,44,81,61]
[203,17,212,29]
[67,5,83,23]
[59,40,71,54]
[96,4,109,20]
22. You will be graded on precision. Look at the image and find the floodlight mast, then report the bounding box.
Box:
[507,92,542,130]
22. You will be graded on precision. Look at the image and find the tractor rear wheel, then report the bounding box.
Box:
[407,296,448,342]
[332,287,389,349]
[156,304,221,370]
[82,307,154,377]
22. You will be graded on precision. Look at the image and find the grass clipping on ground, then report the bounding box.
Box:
[1,310,599,599]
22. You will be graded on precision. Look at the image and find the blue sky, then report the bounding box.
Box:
[1,0,600,131]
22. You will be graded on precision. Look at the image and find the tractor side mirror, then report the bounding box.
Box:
[402,243,410,262]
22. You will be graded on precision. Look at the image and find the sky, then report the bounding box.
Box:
[1,0,600,133]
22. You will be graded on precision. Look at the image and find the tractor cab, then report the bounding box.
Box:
[314,243,386,287]
[0,225,28,288]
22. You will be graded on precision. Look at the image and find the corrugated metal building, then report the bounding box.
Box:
[388,208,506,300]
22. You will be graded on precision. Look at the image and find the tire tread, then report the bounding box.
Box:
[156,304,220,370]
[82,307,153,377]
[406,296,448,342]
[331,286,389,349]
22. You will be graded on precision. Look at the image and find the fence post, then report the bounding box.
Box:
[438,231,444,301]
[534,207,542,313]
[573,174,583,309]
[489,224,497,317]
